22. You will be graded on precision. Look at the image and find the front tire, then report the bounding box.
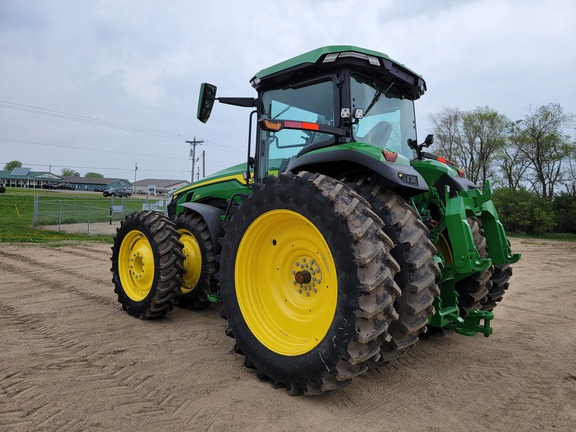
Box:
[111,211,184,319]
[219,172,401,395]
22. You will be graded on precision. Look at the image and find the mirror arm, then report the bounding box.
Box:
[217,97,258,108]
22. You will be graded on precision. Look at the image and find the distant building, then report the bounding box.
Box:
[133,178,189,195]
[0,168,64,188]
[0,167,132,191]
[63,176,132,192]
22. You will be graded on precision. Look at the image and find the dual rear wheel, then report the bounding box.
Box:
[219,172,401,394]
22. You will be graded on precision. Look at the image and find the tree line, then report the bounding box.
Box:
[2,161,103,178]
[429,103,575,234]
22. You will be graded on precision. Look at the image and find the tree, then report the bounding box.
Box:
[61,168,78,177]
[3,160,22,171]
[562,147,576,196]
[495,120,532,189]
[85,172,103,178]
[429,106,463,162]
[461,106,509,187]
[517,103,574,200]
[430,106,508,187]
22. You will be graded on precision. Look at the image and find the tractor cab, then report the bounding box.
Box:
[199,46,427,184]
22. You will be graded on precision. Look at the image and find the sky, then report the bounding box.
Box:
[1,0,575,183]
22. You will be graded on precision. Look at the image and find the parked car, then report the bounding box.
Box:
[103,187,131,197]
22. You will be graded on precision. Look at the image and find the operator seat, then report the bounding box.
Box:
[362,121,392,147]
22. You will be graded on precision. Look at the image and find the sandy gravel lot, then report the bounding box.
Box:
[0,238,575,431]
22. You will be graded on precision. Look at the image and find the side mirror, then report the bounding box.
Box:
[197,83,217,123]
[424,134,434,147]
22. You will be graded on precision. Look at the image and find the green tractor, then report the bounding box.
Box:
[111,46,520,395]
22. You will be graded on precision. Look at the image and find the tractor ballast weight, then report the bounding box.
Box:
[111,45,520,395]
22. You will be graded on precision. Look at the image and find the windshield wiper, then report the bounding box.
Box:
[273,105,293,119]
[363,81,395,116]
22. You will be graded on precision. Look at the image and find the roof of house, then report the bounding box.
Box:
[0,169,62,180]
[133,178,188,188]
[62,176,131,186]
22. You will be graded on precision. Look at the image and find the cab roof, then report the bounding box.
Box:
[250,45,426,99]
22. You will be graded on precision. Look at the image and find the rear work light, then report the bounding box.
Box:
[382,149,398,162]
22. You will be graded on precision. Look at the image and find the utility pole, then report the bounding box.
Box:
[186,137,204,182]
[134,162,138,182]
[202,150,206,179]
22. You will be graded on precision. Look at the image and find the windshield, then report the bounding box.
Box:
[258,80,335,175]
[350,74,417,160]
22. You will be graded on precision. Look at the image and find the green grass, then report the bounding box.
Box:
[0,188,161,244]
[2,187,575,245]
[508,232,576,242]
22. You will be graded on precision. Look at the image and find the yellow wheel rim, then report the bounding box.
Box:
[235,209,338,356]
[436,232,453,265]
[118,230,156,302]
[178,228,202,294]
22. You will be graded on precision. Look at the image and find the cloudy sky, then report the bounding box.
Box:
[1,0,575,182]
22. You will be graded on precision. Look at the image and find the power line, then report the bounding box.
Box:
[0,99,189,140]
[0,99,249,157]
[0,137,185,160]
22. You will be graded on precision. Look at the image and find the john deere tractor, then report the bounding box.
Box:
[111,46,520,395]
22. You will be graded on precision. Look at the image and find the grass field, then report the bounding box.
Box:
[2,187,574,244]
[0,188,164,244]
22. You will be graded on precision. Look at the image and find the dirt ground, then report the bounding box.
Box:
[0,237,575,432]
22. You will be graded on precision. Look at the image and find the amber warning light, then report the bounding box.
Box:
[259,119,345,137]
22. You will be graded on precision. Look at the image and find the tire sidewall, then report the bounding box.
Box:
[111,212,165,315]
[220,176,365,385]
[173,213,215,302]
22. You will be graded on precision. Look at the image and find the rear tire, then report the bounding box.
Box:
[348,177,440,360]
[482,264,512,311]
[110,211,184,319]
[455,217,493,313]
[219,172,401,394]
[173,213,216,309]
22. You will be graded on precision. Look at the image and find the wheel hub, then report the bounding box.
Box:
[129,251,145,279]
[292,257,321,297]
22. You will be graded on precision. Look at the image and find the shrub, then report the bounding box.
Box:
[492,188,555,234]
[552,193,576,233]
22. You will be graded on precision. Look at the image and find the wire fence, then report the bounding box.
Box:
[32,195,169,235]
